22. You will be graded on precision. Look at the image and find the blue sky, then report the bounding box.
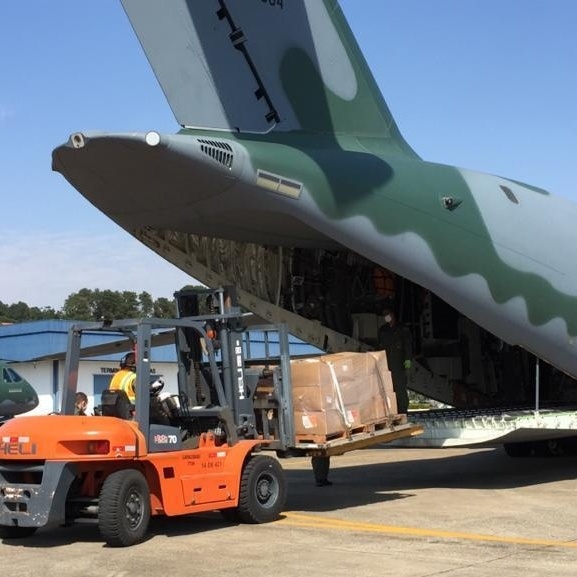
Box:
[1,1,576,308]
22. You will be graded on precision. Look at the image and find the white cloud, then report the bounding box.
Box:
[0,231,196,309]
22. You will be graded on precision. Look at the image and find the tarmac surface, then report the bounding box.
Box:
[3,445,577,577]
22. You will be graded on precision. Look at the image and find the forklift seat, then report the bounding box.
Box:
[100,389,134,420]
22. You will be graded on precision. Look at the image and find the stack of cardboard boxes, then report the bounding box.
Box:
[291,350,398,441]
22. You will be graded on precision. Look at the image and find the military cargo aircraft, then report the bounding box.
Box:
[0,361,39,421]
[52,1,577,413]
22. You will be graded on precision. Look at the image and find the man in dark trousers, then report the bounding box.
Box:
[378,309,412,414]
[311,455,332,487]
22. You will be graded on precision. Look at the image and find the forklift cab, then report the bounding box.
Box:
[60,286,295,455]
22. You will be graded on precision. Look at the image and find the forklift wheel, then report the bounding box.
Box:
[98,469,151,547]
[237,455,286,524]
[0,526,37,539]
[219,507,241,523]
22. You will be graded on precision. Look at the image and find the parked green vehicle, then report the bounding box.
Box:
[0,361,39,422]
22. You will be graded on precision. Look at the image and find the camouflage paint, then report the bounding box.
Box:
[52,0,577,382]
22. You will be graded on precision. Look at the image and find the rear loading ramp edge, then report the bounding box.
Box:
[392,406,577,448]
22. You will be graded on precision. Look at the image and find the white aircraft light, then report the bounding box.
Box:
[145,131,161,146]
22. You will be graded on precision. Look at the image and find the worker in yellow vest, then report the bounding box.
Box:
[109,352,137,404]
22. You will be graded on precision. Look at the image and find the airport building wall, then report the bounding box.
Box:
[1,319,319,417]
[14,359,179,416]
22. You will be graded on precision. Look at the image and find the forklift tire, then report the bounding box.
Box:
[98,469,151,547]
[237,455,286,524]
[0,526,37,539]
[219,507,241,523]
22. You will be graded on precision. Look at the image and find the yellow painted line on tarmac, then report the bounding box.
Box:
[282,513,577,550]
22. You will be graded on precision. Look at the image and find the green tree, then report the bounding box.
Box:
[120,291,140,318]
[138,291,154,317]
[2,286,204,322]
[29,306,60,320]
[62,288,94,320]
[61,288,179,320]
[0,301,61,323]
[91,289,121,320]
[153,297,176,318]
[7,301,31,321]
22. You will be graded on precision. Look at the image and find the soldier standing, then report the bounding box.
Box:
[378,309,412,414]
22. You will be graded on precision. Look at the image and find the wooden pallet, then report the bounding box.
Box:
[293,418,421,456]
[297,424,423,456]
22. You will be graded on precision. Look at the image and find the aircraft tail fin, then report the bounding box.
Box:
[121,0,414,148]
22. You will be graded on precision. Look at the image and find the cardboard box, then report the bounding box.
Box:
[291,350,398,439]
[359,395,392,424]
[291,353,385,406]
[368,369,397,415]
[367,349,390,372]
[292,384,337,412]
[293,409,346,438]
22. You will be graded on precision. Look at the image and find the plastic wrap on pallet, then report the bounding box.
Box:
[291,351,398,440]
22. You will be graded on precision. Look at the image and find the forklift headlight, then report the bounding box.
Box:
[2,486,29,498]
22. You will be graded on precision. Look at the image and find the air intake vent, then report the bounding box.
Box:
[198,139,234,169]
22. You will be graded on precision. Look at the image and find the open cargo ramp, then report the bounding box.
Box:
[391,406,577,448]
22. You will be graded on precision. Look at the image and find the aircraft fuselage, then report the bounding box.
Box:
[53,129,577,405]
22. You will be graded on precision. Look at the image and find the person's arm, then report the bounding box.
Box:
[130,374,137,402]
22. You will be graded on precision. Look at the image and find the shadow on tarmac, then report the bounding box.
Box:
[1,513,230,549]
[3,446,577,547]
[283,446,577,512]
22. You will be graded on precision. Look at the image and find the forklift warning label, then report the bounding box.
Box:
[235,342,245,400]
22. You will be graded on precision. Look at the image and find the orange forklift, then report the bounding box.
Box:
[0,287,289,546]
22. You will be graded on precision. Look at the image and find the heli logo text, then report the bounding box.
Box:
[0,436,37,456]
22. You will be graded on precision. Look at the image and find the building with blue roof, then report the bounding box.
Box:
[0,320,320,415]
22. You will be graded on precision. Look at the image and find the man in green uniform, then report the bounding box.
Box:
[378,310,412,414]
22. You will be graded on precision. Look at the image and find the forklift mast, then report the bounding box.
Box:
[174,286,255,429]
[174,286,296,450]
[58,286,296,454]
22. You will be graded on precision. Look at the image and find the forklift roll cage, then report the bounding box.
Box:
[61,286,297,453]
